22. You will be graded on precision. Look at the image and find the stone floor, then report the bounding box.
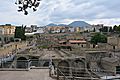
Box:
[0,69,54,80]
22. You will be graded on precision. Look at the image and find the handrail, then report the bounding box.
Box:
[58,66,115,73]
[57,68,69,80]
[57,66,100,80]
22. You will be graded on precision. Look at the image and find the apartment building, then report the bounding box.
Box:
[0,24,16,45]
[47,26,69,33]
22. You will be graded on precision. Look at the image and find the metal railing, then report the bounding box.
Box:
[55,66,120,80]
[0,59,120,80]
[0,59,50,69]
[57,68,69,80]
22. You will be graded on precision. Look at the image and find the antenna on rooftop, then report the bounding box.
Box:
[15,0,41,15]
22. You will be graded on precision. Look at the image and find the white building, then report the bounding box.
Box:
[69,27,75,32]
[25,27,45,36]
[52,29,61,33]
[0,27,4,35]
[91,24,104,32]
[36,27,44,34]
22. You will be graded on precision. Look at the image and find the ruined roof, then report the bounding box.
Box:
[69,40,87,44]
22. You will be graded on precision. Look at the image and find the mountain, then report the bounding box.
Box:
[47,23,67,27]
[47,23,57,26]
[57,24,67,26]
[68,21,91,27]
[46,21,91,27]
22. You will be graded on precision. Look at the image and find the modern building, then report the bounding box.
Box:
[25,27,45,36]
[0,24,16,45]
[25,27,32,33]
[47,26,69,33]
[75,27,81,32]
[36,27,45,34]
[31,25,37,32]
[69,27,75,32]
[91,24,104,32]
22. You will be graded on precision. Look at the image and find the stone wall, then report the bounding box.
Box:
[0,41,27,56]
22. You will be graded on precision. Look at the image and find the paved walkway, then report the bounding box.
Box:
[0,69,54,80]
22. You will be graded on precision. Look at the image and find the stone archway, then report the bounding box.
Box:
[72,59,85,77]
[74,59,85,68]
[43,61,55,67]
[30,57,39,67]
[58,60,70,76]
[17,57,28,68]
[17,57,27,60]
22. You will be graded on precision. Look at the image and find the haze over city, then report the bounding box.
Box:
[0,0,120,26]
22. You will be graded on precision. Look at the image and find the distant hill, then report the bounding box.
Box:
[47,23,67,27]
[57,24,67,26]
[47,23,57,26]
[47,21,91,27]
[68,21,91,27]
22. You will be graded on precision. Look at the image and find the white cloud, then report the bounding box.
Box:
[87,18,120,26]
[0,0,120,26]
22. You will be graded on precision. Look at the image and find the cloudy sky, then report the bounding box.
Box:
[0,0,120,26]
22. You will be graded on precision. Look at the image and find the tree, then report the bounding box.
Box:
[116,25,120,32]
[93,28,96,32]
[113,25,117,32]
[112,25,120,33]
[15,0,41,15]
[109,27,113,32]
[99,27,108,32]
[10,37,14,42]
[14,26,26,40]
[104,27,108,32]
[91,33,107,44]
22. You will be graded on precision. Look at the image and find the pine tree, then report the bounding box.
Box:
[14,26,26,40]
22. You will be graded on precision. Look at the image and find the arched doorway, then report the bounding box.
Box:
[17,57,28,68]
[43,61,55,67]
[58,60,69,76]
[74,59,85,68]
[30,57,39,67]
[72,59,85,77]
